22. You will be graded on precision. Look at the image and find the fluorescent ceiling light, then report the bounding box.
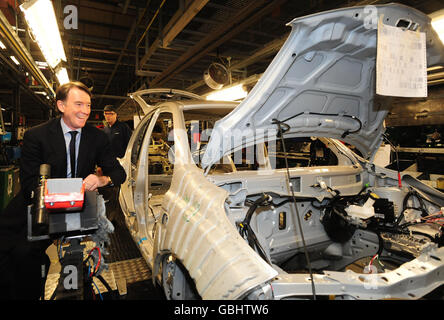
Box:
[10,56,20,65]
[35,61,48,67]
[206,84,248,101]
[20,0,67,69]
[430,10,444,45]
[0,40,6,50]
[56,67,70,85]
[36,60,48,69]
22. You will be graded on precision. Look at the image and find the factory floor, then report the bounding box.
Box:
[44,208,166,300]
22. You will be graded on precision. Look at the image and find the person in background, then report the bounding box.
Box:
[100,105,132,225]
[103,105,132,159]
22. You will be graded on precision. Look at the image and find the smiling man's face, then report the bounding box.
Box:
[57,87,91,130]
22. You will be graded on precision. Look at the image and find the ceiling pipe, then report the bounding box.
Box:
[136,0,167,48]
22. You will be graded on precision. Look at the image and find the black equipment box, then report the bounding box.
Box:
[28,191,99,241]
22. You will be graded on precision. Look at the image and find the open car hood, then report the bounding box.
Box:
[202,3,444,169]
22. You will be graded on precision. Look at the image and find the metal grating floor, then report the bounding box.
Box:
[44,256,152,300]
[105,209,143,263]
[43,209,160,299]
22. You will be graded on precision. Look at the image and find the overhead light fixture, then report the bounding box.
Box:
[20,0,69,81]
[0,40,6,50]
[56,67,69,85]
[10,56,20,65]
[205,84,248,101]
[35,60,48,69]
[430,9,444,45]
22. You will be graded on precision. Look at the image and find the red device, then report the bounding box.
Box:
[44,178,85,212]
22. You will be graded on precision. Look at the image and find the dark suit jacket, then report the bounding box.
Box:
[0,117,127,286]
[20,117,127,201]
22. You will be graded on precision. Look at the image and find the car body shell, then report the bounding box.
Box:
[119,3,444,300]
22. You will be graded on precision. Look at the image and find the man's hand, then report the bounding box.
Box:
[83,174,110,191]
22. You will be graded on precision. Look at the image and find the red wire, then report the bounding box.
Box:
[96,247,101,273]
[88,247,102,275]
[368,254,378,273]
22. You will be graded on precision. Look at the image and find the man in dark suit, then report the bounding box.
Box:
[21,82,126,198]
[0,81,126,299]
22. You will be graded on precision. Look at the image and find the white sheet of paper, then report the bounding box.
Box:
[376,21,427,97]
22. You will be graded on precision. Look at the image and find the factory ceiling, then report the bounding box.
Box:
[0,0,443,125]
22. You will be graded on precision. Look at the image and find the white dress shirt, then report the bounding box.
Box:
[60,117,82,178]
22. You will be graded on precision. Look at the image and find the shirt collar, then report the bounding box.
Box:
[60,117,82,135]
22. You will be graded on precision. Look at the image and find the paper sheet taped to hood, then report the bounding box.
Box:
[376,19,427,97]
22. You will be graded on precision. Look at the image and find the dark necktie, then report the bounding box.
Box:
[69,131,78,178]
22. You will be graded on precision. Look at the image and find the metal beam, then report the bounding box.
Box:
[71,56,135,66]
[66,33,132,50]
[98,1,154,105]
[136,0,167,48]
[396,147,444,154]
[71,65,126,74]
[162,0,209,48]
[148,0,281,88]
[184,23,287,91]
[122,0,131,14]
[93,94,128,100]
[135,69,161,77]
[428,79,444,86]
[230,33,289,70]
[428,71,444,81]
[138,0,209,67]
[99,14,139,103]
[69,45,135,57]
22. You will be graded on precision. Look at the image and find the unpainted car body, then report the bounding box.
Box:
[119,3,444,300]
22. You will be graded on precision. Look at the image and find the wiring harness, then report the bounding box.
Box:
[83,246,115,300]
[237,193,273,265]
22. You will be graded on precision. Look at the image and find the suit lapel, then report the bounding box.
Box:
[48,117,68,177]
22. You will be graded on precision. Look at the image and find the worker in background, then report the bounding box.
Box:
[100,105,132,225]
[0,81,126,300]
[103,105,132,159]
